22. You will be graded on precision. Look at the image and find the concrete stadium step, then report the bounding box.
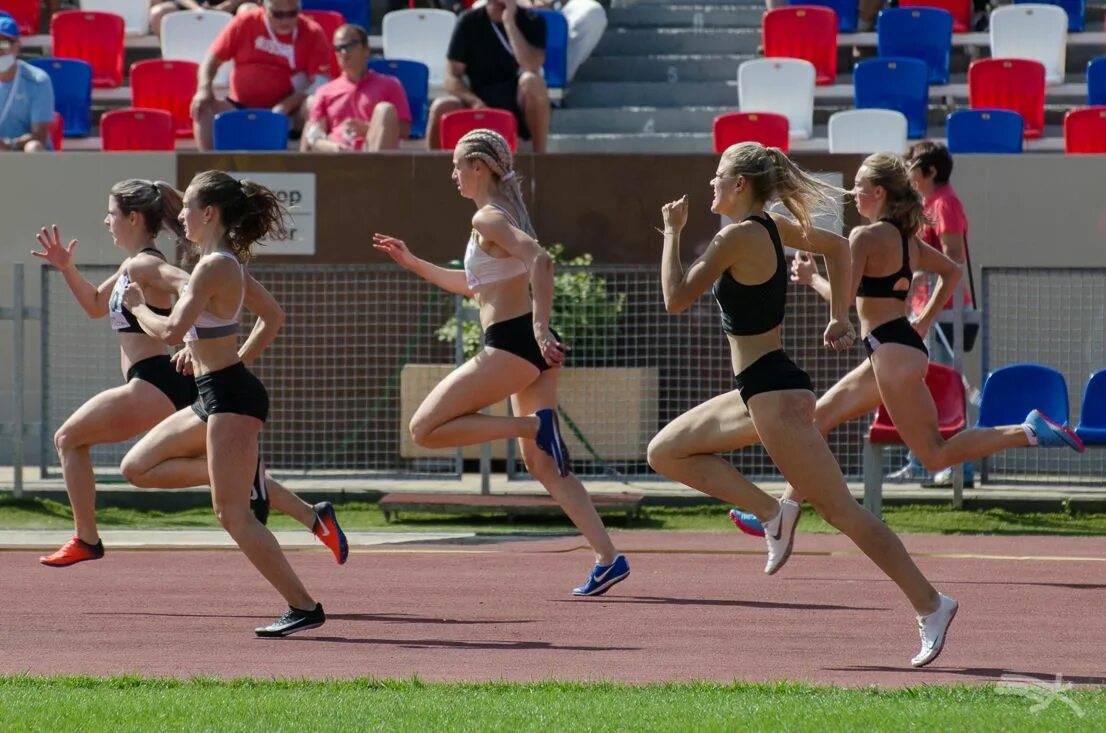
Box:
[574,54,755,82]
[607,4,765,28]
[566,80,738,107]
[594,27,760,55]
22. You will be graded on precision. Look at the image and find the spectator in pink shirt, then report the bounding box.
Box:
[302,24,410,152]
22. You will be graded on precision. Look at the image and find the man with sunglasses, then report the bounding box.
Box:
[302,24,410,152]
[190,0,332,150]
[0,15,53,153]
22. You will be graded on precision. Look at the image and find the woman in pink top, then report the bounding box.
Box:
[373,129,629,597]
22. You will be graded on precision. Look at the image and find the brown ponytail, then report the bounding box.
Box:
[719,142,842,233]
[189,170,290,261]
[109,178,185,241]
[860,153,926,236]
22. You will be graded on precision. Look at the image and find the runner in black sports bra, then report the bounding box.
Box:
[857,219,929,359]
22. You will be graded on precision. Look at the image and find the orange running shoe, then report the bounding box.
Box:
[312,502,348,565]
[40,536,104,567]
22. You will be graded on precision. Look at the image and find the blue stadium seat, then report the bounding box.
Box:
[1014,0,1084,32]
[212,109,289,151]
[302,0,368,29]
[788,0,857,32]
[368,58,429,139]
[1088,57,1106,106]
[977,364,1070,428]
[534,9,568,89]
[876,7,953,84]
[28,57,93,137]
[853,57,929,139]
[1075,370,1106,445]
[946,109,1024,153]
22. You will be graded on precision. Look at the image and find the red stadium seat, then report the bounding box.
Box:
[50,10,125,88]
[49,111,63,151]
[869,363,966,445]
[130,59,199,138]
[303,9,344,78]
[712,112,790,153]
[1,0,40,34]
[1064,106,1106,154]
[100,108,175,151]
[439,109,518,151]
[898,0,971,33]
[762,7,837,85]
[968,58,1045,139]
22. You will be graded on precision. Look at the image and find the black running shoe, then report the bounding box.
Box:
[254,603,325,637]
[250,457,270,525]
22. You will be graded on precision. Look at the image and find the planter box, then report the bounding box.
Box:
[399,364,659,462]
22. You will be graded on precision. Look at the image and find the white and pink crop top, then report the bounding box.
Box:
[463,204,529,290]
[183,251,245,343]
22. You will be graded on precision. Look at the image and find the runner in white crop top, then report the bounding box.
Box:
[463,204,529,289]
[183,250,246,342]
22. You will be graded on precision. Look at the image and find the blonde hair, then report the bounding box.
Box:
[457,128,536,237]
[859,153,927,236]
[719,142,842,233]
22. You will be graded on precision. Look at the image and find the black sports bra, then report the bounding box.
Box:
[856,219,912,301]
[712,213,787,336]
[108,248,171,333]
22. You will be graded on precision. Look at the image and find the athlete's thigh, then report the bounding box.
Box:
[122,407,207,471]
[58,380,174,446]
[414,348,539,428]
[652,388,761,456]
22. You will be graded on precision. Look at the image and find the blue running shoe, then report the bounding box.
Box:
[572,554,630,597]
[729,508,765,537]
[1024,409,1085,453]
[535,408,571,477]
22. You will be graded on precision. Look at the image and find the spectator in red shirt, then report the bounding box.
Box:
[190,0,333,150]
[302,24,410,152]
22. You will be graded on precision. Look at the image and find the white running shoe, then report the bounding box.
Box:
[763,499,801,575]
[912,594,959,667]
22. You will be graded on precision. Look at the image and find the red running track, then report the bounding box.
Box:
[3,532,1105,687]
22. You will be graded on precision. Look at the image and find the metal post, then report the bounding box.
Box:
[12,265,24,498]
[951,274,965,509]
[39,264,49,479]
[862,439,882,519]
[453,293,465,479]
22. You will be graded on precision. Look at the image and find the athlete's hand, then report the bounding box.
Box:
[661,195,689,233]
[171,348,194,376]
[32,225,78,271]
[790,251,817,286]
[121,281,145,310]
[536,329,567,369]
[372,233,418,270]
[824,318,855,352]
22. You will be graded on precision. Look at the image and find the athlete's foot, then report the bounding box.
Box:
[534,408,571,477]
[254,603,326,638]
[39,536,105,567]
[729,508,765,537]
[312,501,349,565]
[1024,410,1085,453]
[762,499,800,575]
[250,459,270,524]
[572,554,630,596]
[912,594,959,667]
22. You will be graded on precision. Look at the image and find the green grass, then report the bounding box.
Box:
[3,496,1106,536]
[0,677,1102,732]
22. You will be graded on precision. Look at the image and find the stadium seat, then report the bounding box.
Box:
[1088,57,1106,105]
[712,112,790,153]
[1,0,38,34]
[303,0,368,28]
[968,58,1045,138]
[898,0,970,33]
[80,0,149,35]
[990,5,1068,85]
[876,7,953,85]
[762,7,837,85]
[853,57,929,139]
[50,10,125,88]
[737,58,815,139]
[303,9,344,78]
[49,111,63,151]
[131,59,199,138]
[534,9,568,90]
[1014,0,1083,32]
[1063,106,1106,153]
[382,9,457,87]
[869,363,966,445]
[28,58,93,137]
[1075,370,1106,445]
[787,0,857,32]
[160,10,234,89]
[212,109,290,151]
[976,363,1070,429]
[100,108,175,151]
[946,109,1024,153]
[827,109,908,153]
[440,108,517,151]
[368,58,430,139]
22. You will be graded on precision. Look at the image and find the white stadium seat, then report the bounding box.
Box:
[160,10,234,89]
[382,9,457,87]
[990,5,1068,85]
[827,109,908,154]
[738,58,815,140]
[81,0,149,35]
